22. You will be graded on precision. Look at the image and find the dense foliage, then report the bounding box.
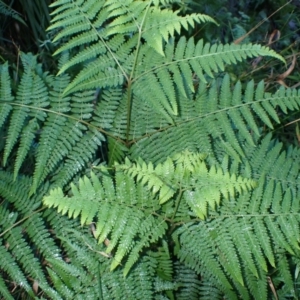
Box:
[0,0,300,299]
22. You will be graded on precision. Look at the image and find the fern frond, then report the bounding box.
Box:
[1,0,300,298]
[43,169,168,275]
[276,253,295,298]
[47,229,160,299]
[0,52,107,194]
[130,37,284,118]
[4,226,58,297]
[0,275,13,300]
[0,62,13,125]
[174,222,234,294]
[122,150,255,216]
[47,0,284,125]
[121,156,176,204]
[174,262,202,300]
[173,135,300,298]
[106,1,216,56]
[23,213,61,258]
[129,74,300,164]
[49,1,214,93]
[0,172,68,298]
[13,119,38,179]
[0,0,26,25]
[2,53,48,166]
[0,243,34,297]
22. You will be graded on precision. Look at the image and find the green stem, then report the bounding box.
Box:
[126,81,133,143]
[125,2,151,143]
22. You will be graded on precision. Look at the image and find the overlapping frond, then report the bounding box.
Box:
[173,135,300,298]
[121,150,255,217]
[1,54,48,170]
[0,52,105,195]
[132,37,284,118]
[1,0,300,299]
[43,169,167,276]
[48,0,217,98]
[0,172,63,298]
[129,74,300,163]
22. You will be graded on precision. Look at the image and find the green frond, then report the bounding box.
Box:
[102,255,155,299]
[0,172,67,298]
[45,228,159,299]
[174,263,202,299]
[0,275,13,300]
[244,268,268,300]
[121,157,176,204]
[50,128,104,188]
[0,0,26,25]
[3,107,28,165]
[152,0,181,5]
[174,222,234,295]
[142,7,216,56]
[4,226,59,298]
[0,63,13,125]
[252,218,275,268]
[0,171,43,214]
[276,254,295,298]
[47,267,74,300]
[0,52,108,195]
[104,0,216,57]
[63,56,125,95]
[23,213,61,258]
[2,54,46,166]
[129,74,300,164]
[0,243,34,297]
[107,137,128,166]
[2,0,300,298]
[45,0,286,133]
[169,135,300,298]
[183,163,255,219]
[13,119,38,179]
[43,169,168,275]
[122,150,255,209]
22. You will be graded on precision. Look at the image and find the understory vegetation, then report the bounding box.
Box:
[0,0,300,299]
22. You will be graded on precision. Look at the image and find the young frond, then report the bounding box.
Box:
[120,150,255,216]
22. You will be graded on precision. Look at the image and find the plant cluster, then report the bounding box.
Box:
[0,0,300,299]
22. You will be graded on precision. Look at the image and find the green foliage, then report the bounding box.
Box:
[0,0,300,299]
[0,1,25,25]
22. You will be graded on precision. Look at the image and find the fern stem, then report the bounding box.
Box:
[9,102,127,145]
[129,1,151,82]
[126,2,151,143]
[126,82,133,143]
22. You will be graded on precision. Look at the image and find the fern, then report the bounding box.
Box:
[44,169,168,276]
[0,0,26,25]
[0,0,300,299]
